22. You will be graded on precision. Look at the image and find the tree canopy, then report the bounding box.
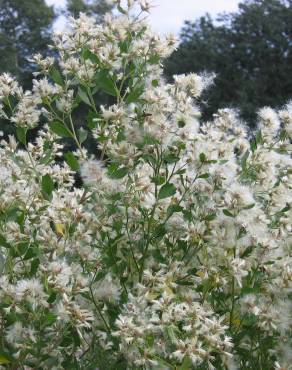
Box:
[0,0,55,85]
[165,0,292,125]
[66,0,113,19]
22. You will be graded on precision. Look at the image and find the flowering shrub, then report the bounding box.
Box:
[0,1,291,369]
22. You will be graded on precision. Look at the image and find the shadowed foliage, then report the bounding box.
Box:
[165,0,292,126]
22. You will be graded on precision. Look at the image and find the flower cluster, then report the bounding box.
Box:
[0,1,291,369]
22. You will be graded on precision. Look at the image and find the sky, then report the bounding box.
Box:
[46,0,240,35]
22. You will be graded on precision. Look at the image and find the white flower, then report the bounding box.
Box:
[174,73,214,98]
[81,159,107,185]
[231,258,249,288]
[224,184,254,209]
[93,274,120,302]
[258,107,280,139]
[15,278,48,308]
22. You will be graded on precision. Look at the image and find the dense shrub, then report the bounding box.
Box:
[0,1,291,368]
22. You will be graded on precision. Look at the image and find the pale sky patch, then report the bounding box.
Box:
[46,0,240,35]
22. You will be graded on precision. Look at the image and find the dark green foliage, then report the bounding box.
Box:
[0,0,55,86]
[0,0,55,137]
[66,0,113,18]
[165,0,292,126]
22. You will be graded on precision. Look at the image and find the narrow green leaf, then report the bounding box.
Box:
[117,4,127,14]
[163,153,180,164]
[165,325,178,345]
[240,245,254,258]
[108,163,128,179]
[197,173,209,179]
[241,150,250,169]
[44,313,57,327]
[279,203,290,213]
[148,53,160,65]
[50,66,63,86]
[178,356,192,370]
[167,204,183,218]
[199,152,206,162]
[64,152,80,171]
[158,183,176,200]
[78,87,92,107]
[95,70,117,96]
[0,234,10,248]
[47,291,57,304]
[30,258,40,275]
[153,224,166,239]
[243,203,255,210]
[50,121,72,138]
[151,79,159,87]
[82,48,100,64]
[16,127,27,145]
[126,83,144,103]
[152,175,166,185]
[223,209,234,217]
[41,174,54,200]
[204,213,217,221]
[78,128,88,144]
[0,354,11,365]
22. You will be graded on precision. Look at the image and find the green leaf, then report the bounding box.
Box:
[43,313,57,327]
[223,209,234,217]
[152,175,165,185]
[23,246,37,260]
[240,245,254,258]
[0,234,10,248]
[153,224,166,239]
[148,53,160,65]
[243,203,255,210]
[41,174,54,200]
[78,128,88,144]
[145,334,155,347]
[95,70,117,96]
[167,204,183,218]
[197,173,209,179]
[183,209,192,221]
[163,153,180,164]
[47,291,57,304]
[0,354,11,365]
[158,183,176,200]
[117,4,127,14]
[165,325,178,345]
[9,242,28,258]
[108,163,128,179]
[126,83,144,103]
[250,138,257,153]
[64,152,80,171]
[241,150,250,169]
[279,203,290,213]
[50,66,63,86]
[119,40,130,53]
[151,79,159,87]
[178,356,192,370]
[50,121,72,138]
[82,48,100,64]
[78,87,92,107]
[16,127,27,145]
[87,110,99,129]
[199,152,206,162]
[30,258,40,275]
[204,213,217,221]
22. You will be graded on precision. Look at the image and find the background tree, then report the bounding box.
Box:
[0,0,55,87]
[64,0,115,158]
[0,0,112,140]
[165,0,292,125]
[66,0,113,18]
